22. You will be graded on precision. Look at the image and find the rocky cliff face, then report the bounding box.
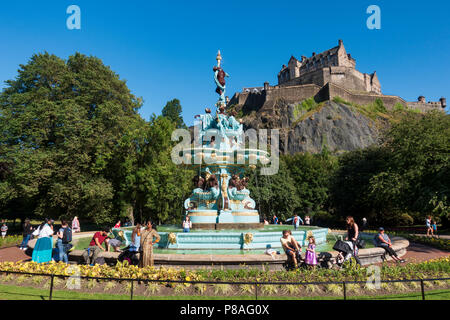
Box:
[240,98,385,154]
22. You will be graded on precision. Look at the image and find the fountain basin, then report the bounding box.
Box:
[112,226,328,250]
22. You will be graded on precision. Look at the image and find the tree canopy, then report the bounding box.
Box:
[0,52,191,225]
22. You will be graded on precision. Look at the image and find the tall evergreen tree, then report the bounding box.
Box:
[161,98,187,129]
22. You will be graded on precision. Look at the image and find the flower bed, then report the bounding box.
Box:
[0,258,448,298]
[0,257,448,283]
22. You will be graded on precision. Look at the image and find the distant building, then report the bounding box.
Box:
[229,40,446,113]
[277,40,381,94]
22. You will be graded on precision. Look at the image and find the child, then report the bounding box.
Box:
[431,220,437,237]
[305,236,318,268]
[1,223,8,239]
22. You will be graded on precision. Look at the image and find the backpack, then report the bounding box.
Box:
[62,227,72,244]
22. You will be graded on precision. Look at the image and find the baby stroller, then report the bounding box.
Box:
[333,240,357,266]
[118,247,139,266]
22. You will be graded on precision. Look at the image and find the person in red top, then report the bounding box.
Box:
[82,228,110,265]
[114,220,121,229]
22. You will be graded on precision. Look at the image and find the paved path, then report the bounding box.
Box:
[0,246,31,263]
[0,240,448,265]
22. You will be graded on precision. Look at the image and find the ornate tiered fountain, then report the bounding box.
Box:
[182,50,267,230]
[116,51,328,251]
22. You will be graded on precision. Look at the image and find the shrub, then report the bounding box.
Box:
[194,283,207,294]
[283,285,300,295]
[261,284,279,295]
[239,284,254,295]
[372,98,387,113]
[214,284,232,295]
[145,282,161,295]
[103,281,117,291]
[325,284,343,295]
[393,103,405,112]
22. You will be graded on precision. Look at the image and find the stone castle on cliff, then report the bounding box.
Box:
[229,40,446,113]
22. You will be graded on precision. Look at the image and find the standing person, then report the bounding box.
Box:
[1,223,8,239]
[304,236,318,268]
[431,220,438,237]
[31,219,54,263]
[20,219,34,250]
[280,230,302,268]
[425,216,432,236]
[82,228,109,265]
[72,216,80,233]
[345,216,361,265]
[129,223,142,252]
[182,216,192,233]
[293,214,303,230]
[273,215,279,225]
[114,220,121,229]
[304,215,310,226]
[139,221,161,268]
[375,228,405,263]
[118,224,141,266]
[56,220,72,263]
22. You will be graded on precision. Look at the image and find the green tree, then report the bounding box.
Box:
[284,152,338,215]
[245,159,299,222]
[112,115,193,225]
[0,52,142,224]
[161,98,187,129]
[330,111,450,227]
[371,111,450,225]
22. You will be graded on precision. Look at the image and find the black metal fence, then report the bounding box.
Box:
[0,270,448,300]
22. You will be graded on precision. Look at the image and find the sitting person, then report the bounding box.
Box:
[82,228,110,265]
[280,230,302,268]
[107,230,125,252]
[375,227,405,263]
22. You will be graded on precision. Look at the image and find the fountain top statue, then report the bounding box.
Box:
[213,50,229,108]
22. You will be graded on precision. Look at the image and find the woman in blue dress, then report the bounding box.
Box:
[31,219,54,263]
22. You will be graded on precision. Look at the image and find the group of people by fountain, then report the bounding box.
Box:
[280,216,405,269]
[82,221,161,268]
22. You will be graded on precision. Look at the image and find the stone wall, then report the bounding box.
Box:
[407,101,445,113]
[320,82,406,110]
[279,67,380,94]
[229,82,443,115]
[265,83,321,103]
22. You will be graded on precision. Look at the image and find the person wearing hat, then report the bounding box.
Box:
[375,227,405,263]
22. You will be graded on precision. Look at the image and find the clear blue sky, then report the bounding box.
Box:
[1,0,449,125]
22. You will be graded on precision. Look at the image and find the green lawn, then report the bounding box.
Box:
[0,284,448,300]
